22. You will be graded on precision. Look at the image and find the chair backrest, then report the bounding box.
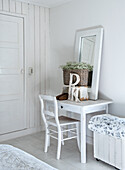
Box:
[39,94,60,128]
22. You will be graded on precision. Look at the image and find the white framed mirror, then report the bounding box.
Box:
[74,26,103,100]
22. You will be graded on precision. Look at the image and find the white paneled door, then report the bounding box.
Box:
[0,14,26,135]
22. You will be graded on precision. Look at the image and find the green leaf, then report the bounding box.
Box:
[60,62,93,71]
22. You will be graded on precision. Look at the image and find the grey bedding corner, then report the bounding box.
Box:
[0,144,58,170]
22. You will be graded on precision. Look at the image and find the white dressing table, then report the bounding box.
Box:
[56,26,106,163]
[58,99,113,163]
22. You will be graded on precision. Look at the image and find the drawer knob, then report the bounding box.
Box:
[61,106,63,109]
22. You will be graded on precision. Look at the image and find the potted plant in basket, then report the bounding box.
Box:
[60,62,93,86]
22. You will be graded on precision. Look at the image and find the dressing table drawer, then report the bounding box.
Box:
[59,104,65,110]
[58,102,82,114]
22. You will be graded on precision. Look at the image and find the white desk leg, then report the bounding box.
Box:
[81,110,86,163]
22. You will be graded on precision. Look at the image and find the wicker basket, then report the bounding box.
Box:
[63,69,89,86]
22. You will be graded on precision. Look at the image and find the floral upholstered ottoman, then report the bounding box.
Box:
[88,114,125,170]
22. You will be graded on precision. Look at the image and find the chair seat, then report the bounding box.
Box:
[47,116,79,126]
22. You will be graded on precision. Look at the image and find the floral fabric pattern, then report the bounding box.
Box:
[0,145,58,170]
[88,114,125,139]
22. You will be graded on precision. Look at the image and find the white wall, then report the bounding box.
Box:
[0,0,49,141]
[49,0,125,117]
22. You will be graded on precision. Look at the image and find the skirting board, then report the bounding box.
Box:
[0,128,93,146]
[0,126,43,142]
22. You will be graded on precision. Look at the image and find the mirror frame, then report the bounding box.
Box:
[74,26,103,100]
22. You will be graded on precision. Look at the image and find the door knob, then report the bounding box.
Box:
[28,67,33,75]
[21,68,25,74]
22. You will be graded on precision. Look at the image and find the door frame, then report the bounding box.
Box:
[0,11,29,129]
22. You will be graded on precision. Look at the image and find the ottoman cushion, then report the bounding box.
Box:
[88,114,125,139]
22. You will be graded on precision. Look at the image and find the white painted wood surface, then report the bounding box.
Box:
[15,1,22,14]
[0,0,2,10]
[14,0,73,8]
[28,4,35,128]
[57,99,112,163]
[3,0,9,12]
[94,132,125,169]
[0,0,49,141]
[0,14,26,134]
[10,1,16,13]
[39,95,80,160]
[34,5,40,127]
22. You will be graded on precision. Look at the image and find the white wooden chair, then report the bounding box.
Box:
[39,94,80,160]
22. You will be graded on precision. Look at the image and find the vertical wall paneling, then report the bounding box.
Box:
[0,0,50,138]
[45,8,50,93]
[40,7,45,94]
[39,7,45,127]
[34,5,40,127]
[28,4,35,128]
[15,1,22,14]
[22,2,28,15]
[0,0,2,10]
[10,0,15,13]
[21,2,29,128]
[3,0,9,11]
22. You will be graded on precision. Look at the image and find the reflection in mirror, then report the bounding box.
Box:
[79,36,96,64]
[79,35,96,87]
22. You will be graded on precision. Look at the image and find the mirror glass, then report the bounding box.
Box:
[74,26,103,100]
[79,36,96,65]
[79,35,96,88]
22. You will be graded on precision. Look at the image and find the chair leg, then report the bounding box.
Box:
[57,130,62,160]
[76,123,80,152]
[48,135,50,147]
[61,130,64,145]
[44,129,49,153]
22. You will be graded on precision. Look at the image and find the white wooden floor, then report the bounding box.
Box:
[0,132,114,170]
